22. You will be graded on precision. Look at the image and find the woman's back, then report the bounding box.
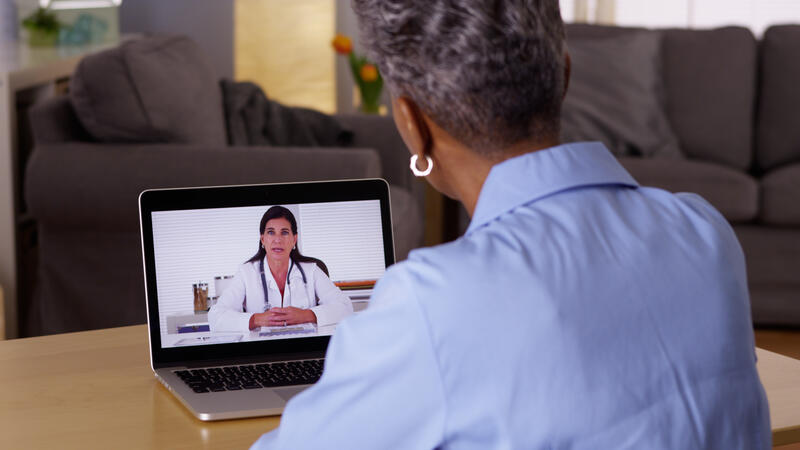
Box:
[396,146,765,447]
[257,143,769,449]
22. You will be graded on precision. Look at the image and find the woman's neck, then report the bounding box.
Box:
[445,136,560,216]
[267,257,290,281]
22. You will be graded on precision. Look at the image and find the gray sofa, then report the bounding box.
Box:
[563,24,800,326]
[23,35,423,336]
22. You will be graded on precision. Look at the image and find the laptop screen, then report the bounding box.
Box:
[152,200,386,349]
[140,180,394,366]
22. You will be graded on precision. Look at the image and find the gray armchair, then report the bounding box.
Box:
[22,35,423,336]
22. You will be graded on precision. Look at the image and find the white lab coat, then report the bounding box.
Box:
[208,259,353,332]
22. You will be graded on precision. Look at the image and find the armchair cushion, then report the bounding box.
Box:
[760,163,800,226]
[70,34,227,146]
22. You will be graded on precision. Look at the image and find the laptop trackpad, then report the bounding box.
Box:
[275,385,309,402]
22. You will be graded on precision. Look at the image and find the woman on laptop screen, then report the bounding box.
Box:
[209,206,353,332]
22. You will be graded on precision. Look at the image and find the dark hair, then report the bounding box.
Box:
[352,0,566,156]
[247,206,329,275]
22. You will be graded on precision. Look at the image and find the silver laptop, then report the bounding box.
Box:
[139,179,394,420]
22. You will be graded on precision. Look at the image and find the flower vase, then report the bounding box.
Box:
[349,53,383,115]
[28,28,59,46]
[359,95,381,114]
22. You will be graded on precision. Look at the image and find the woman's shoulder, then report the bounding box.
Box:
[297,260,326,276]
[408,236,476,267]
[391,237,482,286]
[236,260,260,274]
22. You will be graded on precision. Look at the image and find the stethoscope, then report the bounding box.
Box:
[255,257,307,312]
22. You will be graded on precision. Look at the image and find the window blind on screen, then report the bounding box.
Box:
[152,206,266,339]
[298,201,385,282]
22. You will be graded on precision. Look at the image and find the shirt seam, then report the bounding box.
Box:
[399,268,449,444]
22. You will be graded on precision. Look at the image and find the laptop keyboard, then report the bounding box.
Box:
[174,359,324,393]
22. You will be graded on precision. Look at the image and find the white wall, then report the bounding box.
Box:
[235,0,335,113]
[614,0,691,28]
[691,0,800,35]
[571,0,800,36]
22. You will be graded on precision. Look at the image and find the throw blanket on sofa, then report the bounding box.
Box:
[220,79,353,147]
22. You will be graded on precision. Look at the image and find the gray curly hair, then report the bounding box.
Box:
[351,0,566,156]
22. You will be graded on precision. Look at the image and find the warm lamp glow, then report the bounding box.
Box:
[235,0,335,114]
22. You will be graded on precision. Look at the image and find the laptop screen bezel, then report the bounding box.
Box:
[139,179,395,368]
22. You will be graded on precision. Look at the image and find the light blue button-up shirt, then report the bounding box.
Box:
[253,142,770,449]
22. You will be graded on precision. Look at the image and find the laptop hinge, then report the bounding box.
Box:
[154,351,325,370]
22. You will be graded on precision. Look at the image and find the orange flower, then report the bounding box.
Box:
[360,63,379,82]
[331,34,352,54]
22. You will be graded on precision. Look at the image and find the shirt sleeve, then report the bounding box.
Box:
[308,264,353,327]
[251,265,447,450]
[208,265,252,333]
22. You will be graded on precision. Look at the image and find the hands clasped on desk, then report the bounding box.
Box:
[250,307,317,328]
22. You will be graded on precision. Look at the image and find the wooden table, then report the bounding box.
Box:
[0,325,278,449]
[760,348,800,445]
[1,325,798,448]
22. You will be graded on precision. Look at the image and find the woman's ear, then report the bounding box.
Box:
[392,96,432,157]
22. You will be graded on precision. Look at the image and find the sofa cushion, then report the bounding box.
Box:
[70,34,227,146]
[561,31,682,159]
[756,25,800,172]
[760,163,800,226]
[734,225,800,288]
[739,224,800,326]
[618,157,758,222]
[661,27,756,170]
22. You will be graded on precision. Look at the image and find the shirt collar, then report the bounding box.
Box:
[467,142,639,234]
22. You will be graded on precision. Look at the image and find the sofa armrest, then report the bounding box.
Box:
[28,96,95,145]
[335,114,425,208]
[25,144,381,230]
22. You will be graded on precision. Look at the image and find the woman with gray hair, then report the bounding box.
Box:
[252,1,769,448]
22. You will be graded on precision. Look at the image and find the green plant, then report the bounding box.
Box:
[22,7,62,34]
